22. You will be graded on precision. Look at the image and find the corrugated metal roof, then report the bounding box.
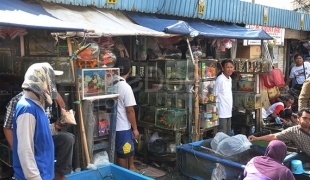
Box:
[41,0,310,31]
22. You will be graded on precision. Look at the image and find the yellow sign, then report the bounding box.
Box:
[264,7,268,24]
[198,4,205,14]
[107,0,117,4]
[300,14,305,29]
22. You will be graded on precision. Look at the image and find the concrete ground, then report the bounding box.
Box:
[134,159,192,180]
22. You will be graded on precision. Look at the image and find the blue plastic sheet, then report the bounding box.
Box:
[126,12,272,40]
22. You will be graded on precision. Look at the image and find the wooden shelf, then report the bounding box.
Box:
[200,126,218,133]
[93,136,109,142]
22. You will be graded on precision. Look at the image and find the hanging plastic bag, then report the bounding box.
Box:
[216,134,252,156]
[210,132,229,150]
[211,163,226,180]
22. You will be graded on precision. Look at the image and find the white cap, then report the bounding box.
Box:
[54,70,64,76]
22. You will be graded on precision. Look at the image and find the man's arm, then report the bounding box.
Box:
[3,128,13,149]
[284,78,292,87]
[248,134,278,142]
[126,106,139,139]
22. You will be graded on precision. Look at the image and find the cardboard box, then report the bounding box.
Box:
[236,45,261,59]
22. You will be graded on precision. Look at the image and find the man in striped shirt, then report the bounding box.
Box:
[249,108,310,162]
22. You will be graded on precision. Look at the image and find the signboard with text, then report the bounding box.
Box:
[244,25,285,46]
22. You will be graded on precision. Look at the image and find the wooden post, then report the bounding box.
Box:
[67,37,90,165]
[186,38,200,142]
[193,56,200,141]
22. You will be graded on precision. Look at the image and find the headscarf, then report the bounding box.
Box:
[254,140,295,180]
[22,63,59,106]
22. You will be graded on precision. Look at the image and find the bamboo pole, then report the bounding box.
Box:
[67,37,90,165]
[186,38,200,142]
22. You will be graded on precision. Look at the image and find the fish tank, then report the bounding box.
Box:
[176,93,187,109]
[245,93,262,109]
[147,61,157,79]
[262,59,272,73]
[155,108,187,130]
[138,91,148,105]
[232,81,255,92]
[138,105,156,123]
[236,58,247,73]
[157,92,167,106]
[131,62,139,77]
[166,93,177,108]
[234,93,245,108]
[156,59,194,80]
[163,60,175,79]
[54,58,75,84]
[199,103,218,122]
[164,84,186,92]
[199,80,216,104]
[233,59,240,72]
[246,59,256,73]
[176,59,194,80]
[199,59,218,80]
[131,62,147,78]
[148,92,157,106]
[93,110,110,137]
[156,60,166,80]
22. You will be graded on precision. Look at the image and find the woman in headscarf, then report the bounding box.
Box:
[243,140,295,180]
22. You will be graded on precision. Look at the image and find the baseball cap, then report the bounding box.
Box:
[54,70,64,76]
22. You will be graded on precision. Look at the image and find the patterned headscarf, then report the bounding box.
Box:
[22,63,60,106]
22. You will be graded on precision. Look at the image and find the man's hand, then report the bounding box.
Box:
[54,118,67,130]
[248,135,257,142]
[132,129,139,139]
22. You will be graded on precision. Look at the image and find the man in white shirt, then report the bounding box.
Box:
[285,54,310,90]
[214,60,234,135]
[114,57,139,173]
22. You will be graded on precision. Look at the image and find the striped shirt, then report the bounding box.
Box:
[3,91,57,135]
[275,125,310,156]
[3,92,23,129]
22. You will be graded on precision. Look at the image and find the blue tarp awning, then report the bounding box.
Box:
[0,0,84,31]
[126,12,272,40]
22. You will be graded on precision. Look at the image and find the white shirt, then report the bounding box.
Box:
[116,76,137,131]
[289,62,310,84]
[214,73,233,118]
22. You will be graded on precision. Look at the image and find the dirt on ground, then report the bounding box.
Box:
[134,156,192,180]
